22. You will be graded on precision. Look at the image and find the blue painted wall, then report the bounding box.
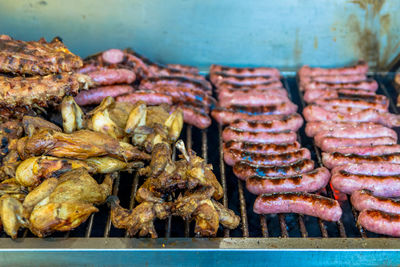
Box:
[0,0,399,71]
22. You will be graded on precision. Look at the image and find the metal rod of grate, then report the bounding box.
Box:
[218,124,231,237]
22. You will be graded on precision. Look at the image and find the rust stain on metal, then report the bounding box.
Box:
[293,29,302,65]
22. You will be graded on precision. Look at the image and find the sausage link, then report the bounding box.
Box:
[253,192,342,221]
[74,85,134,106]
[351,189,400,214]
[210,65,280,77]
[222,127,297,144]
[301,80,378,92]
[210,72,280,87]
[358,210,400,237]
[333,144,400,156]
[305,121,383,137]
[228,114,303,133]
[116,91,173,105]
[102,49,125,64]
[224,141,301,154]
[223,148,310,166]
[233,159,315,180]
[246,167,330,194]
[298,61,368,77]
[211,109,289,125]
[87,69,136,86]
[318,136,397,152]
[322,152,400,169]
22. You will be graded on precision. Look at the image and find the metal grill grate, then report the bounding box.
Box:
[8,73,400,243]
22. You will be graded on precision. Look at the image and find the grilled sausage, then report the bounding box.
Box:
[358,210,400,237]
[212,109,290,125]
[322,152,400,169]
[210,72,280,87]
[173,104,211,129]
[140,76,211,94]
[222,127,297,144]
[223,148,311,166]
[228,115,303,133]
[301,80,378,91]
[333,144,400,156]
[166,64,199,74]
[331,170,400,197]
[210,65,280,77]
[305,121,383,137]
[149,85,216,108]
[102,49,125,64]
[351,189,400,214]
[314,124,397,141]
[219,92,291,107]
[332,162,400,176]
[298,61,368,77]
[116,91,173,105]
[300,74,367,86]
[222,103,297,116]
[224,141,301,154]
[216,80,283,91]
[246,167,330,194]
[253,192,342,221]
[313,98,388,112]
[217,87,287,99]
[302,105,400,127]
[304,88,379,103]
[318,137,397,152]
[87,69,136,86]
[74,85,134,106]
[233,159,315,180]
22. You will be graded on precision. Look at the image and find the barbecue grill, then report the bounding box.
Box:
[1,0,400,266]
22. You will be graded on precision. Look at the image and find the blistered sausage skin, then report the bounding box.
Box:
[166,64,199,74]
[253,192,342,221]
[210,72,280,87]
[323,152,400,169]
[217,87,288,100]
[301,80,378,92]
[351,190,400,214]
[313,98,388,112]
[87,69,136,86]
[224,141,301,154]
[219,92,291,107]
[222,127,297,144]
[302,105,400,128]
[246,167,330,195]
[333,144,400,156]
[212,109,290,125]
[298,61,368,77]
[74,85,134,106]
[331,170,400,197]
[318,137,397,152]
[116,91,173,105]
[229,115,303,133]
[233,159,315,180]
[305,121,383,137]
[223,148,311,166]
[358,210,400,237]
[210,64,281,77]
[304,89,380,103]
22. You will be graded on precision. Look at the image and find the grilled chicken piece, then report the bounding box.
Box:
[0,149,21,178]
[15,155,141,188]
[0,120,23,160]
[22,116,62,136]
[61,96,84,133]
[0,37,83,75]
[0,73,92,120]
[17,129,150,161]
[0,194,29,239]
[108,196,171,238]
[27,169,114,237]
[211,200,240,230]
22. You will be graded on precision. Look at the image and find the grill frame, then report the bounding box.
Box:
[3,73,400,250]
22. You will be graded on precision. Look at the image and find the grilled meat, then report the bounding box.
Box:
[0,37,83,75]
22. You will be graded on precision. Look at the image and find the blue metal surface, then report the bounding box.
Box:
[1,250,399,267]
[0,0,399,71]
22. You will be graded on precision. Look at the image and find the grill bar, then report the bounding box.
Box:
[104,174,120,237]
[260,216,269,237]
[184,125,193,237]
[125,172,140,237]
[218,124,230,237]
